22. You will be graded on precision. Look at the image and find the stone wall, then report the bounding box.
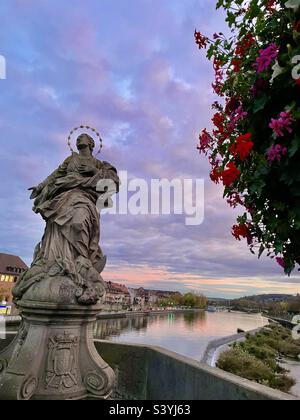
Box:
[0,336,296,400]
[95,340,296,401]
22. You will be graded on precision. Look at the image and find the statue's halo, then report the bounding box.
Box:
[67,125,103,156]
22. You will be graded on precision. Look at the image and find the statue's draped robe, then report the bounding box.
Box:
[14,153,119,303]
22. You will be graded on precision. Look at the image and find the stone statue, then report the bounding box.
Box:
[13,133,119,306]
[0,129,118,400]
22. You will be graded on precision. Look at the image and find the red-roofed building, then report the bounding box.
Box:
[0,253,28,303]
[128,287,150,309]
[103,281,131,310]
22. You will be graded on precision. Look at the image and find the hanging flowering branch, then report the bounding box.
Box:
[195,0,300,274]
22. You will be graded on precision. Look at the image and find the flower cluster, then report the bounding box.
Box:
[212,57,224,96]
[197,129,212,155]
[235,34,256,58]
[232,224,252,243]
[267,0,276,11]
[221,162,241,187]
[267,144,288,163]
[255,43,279,73]
[194,30,208,49]
[230,133,254,161]
[195,0,300,275]
[269,111,294,138]
[227,191,244,208]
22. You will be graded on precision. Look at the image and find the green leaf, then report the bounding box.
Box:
[280,172,294,186]
[216,0,224,9]
[289,135,300,157]
[253,94,269,113]
[226,11,236,27]
[249,179,266,194]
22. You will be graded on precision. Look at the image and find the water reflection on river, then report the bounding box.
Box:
[93,311,267,361]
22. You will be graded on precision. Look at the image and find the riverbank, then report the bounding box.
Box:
[203,323,300,397]
[201,327,263,367]
[97,308,202,319]
[2,308,202,326]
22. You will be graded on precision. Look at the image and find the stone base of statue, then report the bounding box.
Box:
[0,130,120,400]
[0,277,115,400]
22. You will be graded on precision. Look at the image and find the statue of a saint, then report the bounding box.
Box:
[13,133,119,305]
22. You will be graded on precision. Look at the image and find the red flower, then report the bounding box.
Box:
[230,133,254,161]
[212,113,225,132]
[232,224,251,241]
[210,168,222,184]
[296,78,300,86]
[212,101,223,111]
[211,112,233,143]
[227,192,244,208]
[235,33,255,57]
[225,98,240,115]
[197,129,212,155]
[231,58,242,73]
[209,157,222,184]
[294,20,300,32]
[266,0,275,12]
[213,58,223,71]
[194,30,208,49]
[212,81,224,96]
[276,257,285,269]
[221,162,241,187]
[212,58,224,97]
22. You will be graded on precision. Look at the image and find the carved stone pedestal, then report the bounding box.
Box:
[0,300,115,400]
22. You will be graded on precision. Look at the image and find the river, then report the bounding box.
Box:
[93,310,267,361]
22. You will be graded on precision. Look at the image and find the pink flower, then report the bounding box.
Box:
[267,144,287,164]
[276,257,285,269]
[235,106,248,120]
[255,43,279,73]
[228,106,248,131]
[269,111,294,138]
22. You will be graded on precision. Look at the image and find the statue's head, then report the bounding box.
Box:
[76,134,95,153]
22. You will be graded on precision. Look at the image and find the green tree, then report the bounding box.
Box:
[183,293,207,309]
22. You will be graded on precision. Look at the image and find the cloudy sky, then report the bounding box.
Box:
[0,0,299,298]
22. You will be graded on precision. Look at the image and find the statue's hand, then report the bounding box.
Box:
[78,164,97,177]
